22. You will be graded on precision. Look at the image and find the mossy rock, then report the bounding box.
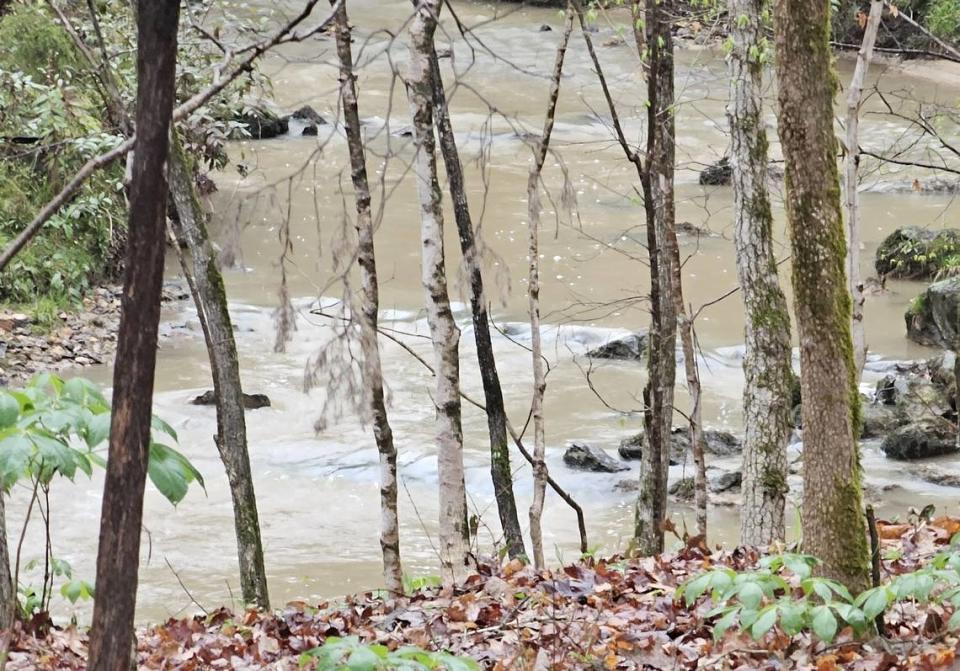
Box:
[905,276,960,348]
[880,419,958,460]
[876,226,960,280]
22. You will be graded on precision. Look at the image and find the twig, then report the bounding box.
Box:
[164,557,210,615]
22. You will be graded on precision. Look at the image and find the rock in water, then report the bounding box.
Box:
[699,157,732,185]
[905,276,960,348]
[880,420,958,460]
[236,107,288,139]
[191,390,272,410]
[290,105,326,125]
[562,442,629,473]
[709,470,742,493]
[585,333,648,361]
[617,428,740,462]
[876,226,960,280]
[668,477,695,500]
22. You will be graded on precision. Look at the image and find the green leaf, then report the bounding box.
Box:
[148,442,204,505]
[346,645,382,670]
[682,572,712,606]
[778,601,805,636]
[713,607,739,640]
[858,587,891,621]
[31,433,76,480]
[750,606,778,640]
[738,581,763,610]
[949,609,960,631]
[151,415,178,443]
[811,605,838,642]
[0,435,31,490]
[84,412,110,448]
[0,392,20,429]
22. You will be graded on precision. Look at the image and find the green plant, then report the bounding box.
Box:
[402,574,442,595]
[299,636,479,671]
[678,547,960,643]
[0,373,204,618]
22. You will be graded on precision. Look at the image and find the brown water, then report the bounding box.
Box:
[10,1,960,623]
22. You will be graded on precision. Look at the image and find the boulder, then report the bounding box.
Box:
[875,374,897,405]
[191,390,272,410]
[876,226,960,279]
[585,332,648,361]
[289,105,326,125]
[236,107,288,139]
[301,125,318,136]
[618,428,741,461]
[909,465,960,488]
[539,24,553,31]
[905,276,960,348]
[709,470,742,493]
[880,420,958,460]
[668,477,695,501]
[562,442,629,473]
[861,403,908,439]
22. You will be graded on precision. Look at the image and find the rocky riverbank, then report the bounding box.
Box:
[0,282,191,387]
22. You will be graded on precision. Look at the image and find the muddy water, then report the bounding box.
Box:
[12,1,960,623]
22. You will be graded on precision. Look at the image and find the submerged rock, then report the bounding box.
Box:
[905,276,960,348]
[563,442,629,473]
[699,157,732,185]
[585,333,648,361]
[880,420,957,460]
[289,105,326,125]
[876,226,960,280]
[910,465,960,488]
[191,390,272,410]
[668,477,695,501]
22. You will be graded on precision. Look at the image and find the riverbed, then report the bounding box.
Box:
[10,0,960,623]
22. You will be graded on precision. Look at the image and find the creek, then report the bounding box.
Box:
[10,0,960,622]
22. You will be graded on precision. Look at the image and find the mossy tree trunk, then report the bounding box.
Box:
[728,0,793,546]
[428,44,525,561]
[87,2,179,668]
[167,134,270,610]
[330,0,403,595]
[775,0,871,592]
[408,0,470,584]
[634,0,678,555]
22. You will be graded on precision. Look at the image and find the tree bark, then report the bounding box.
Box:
[728,0,793,546]
[87,2,180,669]
[526,8,574,570]
[634,0,678,555]
[407,0,470,584]
[167,135,270,610]
[428,47,525,561]
[844,0,883,380]
[0,494,12,632]
[331,0,403,595]
[775,0,871,592]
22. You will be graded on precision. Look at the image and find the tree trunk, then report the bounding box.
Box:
[0,494,12,631]
[775,0,871,593]
[331,0,403,595]
[407,0,470,584]
[634,0,678,555]
[844,0,883,380]
[428,47,525,561]
[526,8,574,570]
[728,0,793,546]
[167,135,270,610]
[87,3,179,669]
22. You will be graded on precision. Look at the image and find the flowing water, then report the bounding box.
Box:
[11,1,960,623]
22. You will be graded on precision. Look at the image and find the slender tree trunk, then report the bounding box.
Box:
[0,495,12,631]
[845,0,883,380]
[167,135,270,609]
[729,0,793,546]
[634,0,678,555]
[775,0,871,592]
[87,3,179,668]
[408,0,470,584]
[331,0,403,595]
[428,47,525,561]
[525,9,574,570]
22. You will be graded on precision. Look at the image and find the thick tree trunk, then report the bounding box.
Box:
[167,135,270,610]
[0,495,12,631]
[87,3,180,669]
[775,0,871,592]
[526,9,574,570]
[331,0,403,595]
[634,0,678,555]
[728,0,793,546]
[844,0,883,380]
[428,47,525,561]
[408,0,470,584]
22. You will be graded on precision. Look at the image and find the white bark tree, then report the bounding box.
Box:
[407,0,470,584]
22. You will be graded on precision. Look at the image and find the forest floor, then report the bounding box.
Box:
[7,517,960,670]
